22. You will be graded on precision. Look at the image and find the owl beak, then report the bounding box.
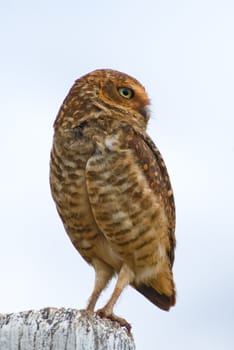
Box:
[140,106,150,120]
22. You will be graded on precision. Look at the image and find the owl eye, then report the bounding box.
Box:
[118,87,134,99]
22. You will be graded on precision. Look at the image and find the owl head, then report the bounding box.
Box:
[54,69,151,130]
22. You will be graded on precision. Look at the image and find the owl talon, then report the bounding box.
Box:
[96,309,131,332]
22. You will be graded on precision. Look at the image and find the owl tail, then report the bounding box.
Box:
[133,283,176,311]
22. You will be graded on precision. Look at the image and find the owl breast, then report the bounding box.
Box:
[50,119,170,282]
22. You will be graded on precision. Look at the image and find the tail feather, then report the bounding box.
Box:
[132,283,176,311]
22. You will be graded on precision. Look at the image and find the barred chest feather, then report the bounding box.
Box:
[50,119,169,280]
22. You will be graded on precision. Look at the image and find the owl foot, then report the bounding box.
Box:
[96,308,131,332]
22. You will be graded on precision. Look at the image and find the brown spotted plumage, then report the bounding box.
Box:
[50,69,176,330]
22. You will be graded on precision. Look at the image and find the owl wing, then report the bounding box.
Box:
[126,130,176,310]
[85,125,176,310]
[127,130,176,265]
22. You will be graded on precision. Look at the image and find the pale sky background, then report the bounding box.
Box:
[1,1,234,349]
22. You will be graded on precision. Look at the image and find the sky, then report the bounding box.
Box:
[0,0,234,349]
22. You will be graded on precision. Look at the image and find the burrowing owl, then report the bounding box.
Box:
[50,69,176,330]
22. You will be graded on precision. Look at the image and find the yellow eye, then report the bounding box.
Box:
[118,87,134,99]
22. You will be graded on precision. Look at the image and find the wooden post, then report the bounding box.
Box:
[0,308,135,350]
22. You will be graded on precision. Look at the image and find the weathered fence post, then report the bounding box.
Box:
[0,308,135,350]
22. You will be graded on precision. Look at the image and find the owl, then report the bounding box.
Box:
[50,69,176,331]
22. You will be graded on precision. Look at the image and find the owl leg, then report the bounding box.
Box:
[86,260,114,312]
[96,264,134,331]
